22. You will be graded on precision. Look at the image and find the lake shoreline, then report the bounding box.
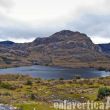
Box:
[0,65,110,80]
[0,63,110,72]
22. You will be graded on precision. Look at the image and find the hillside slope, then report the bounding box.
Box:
[0,30,110,70]
[28,30,110,69]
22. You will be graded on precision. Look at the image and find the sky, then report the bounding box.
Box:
[0,0,110,44]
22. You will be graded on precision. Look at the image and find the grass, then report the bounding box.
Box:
[0,74,110,109]
[16,103,55,110]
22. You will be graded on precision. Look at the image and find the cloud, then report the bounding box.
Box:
[0,12,36,42]
[68,14,110,37]
[0,0,110,43]
[65,0,110,44]
[0,26,36,43]
[0,17,36,42]
[0,0,13,9]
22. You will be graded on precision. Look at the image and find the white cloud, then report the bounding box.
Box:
[91,36,110,44]
[8,0,110,25]
[0,37,34,43]
[0,0,13,8]
[0,0,110,43]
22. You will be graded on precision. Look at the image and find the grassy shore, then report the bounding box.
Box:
[0,74,110,110]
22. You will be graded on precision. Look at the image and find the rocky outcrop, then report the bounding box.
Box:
[32,30,101,52]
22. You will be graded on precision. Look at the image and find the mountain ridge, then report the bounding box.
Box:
[0,30,109,70]
[32,30,101,52]
[0,41,15,47]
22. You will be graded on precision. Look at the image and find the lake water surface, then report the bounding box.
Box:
[0,65,110,79]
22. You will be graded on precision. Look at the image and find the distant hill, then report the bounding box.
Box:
[99,43,110,55]
[0,41,15,47]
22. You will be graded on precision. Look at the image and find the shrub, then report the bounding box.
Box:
[45,64,49,66]
[98,67,106,71]
[59,78,64,80]
[0,82,16,90]
[3,92,11,96]
[26,80,33,86]
[97,87,110,100]
[30,93,36,100]
[75,75,81,79]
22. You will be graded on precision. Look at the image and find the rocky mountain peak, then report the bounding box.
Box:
[33,30,91,45]
[51,30,75,36]
[50,30,88,39]
[32,30,101,53]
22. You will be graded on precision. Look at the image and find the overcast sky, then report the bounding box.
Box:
[0,0,110,44]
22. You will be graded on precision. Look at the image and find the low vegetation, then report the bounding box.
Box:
[0,74,110,110]
[97,87,110,100]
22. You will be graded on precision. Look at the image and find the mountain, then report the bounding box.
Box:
[0,30,110,70]
[32,30,101,52]
[29,30,109,69]
[0,41,30,68]
[99,43,110,55]
[0,41,15,47]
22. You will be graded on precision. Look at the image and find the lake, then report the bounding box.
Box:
[0,65,110,79]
